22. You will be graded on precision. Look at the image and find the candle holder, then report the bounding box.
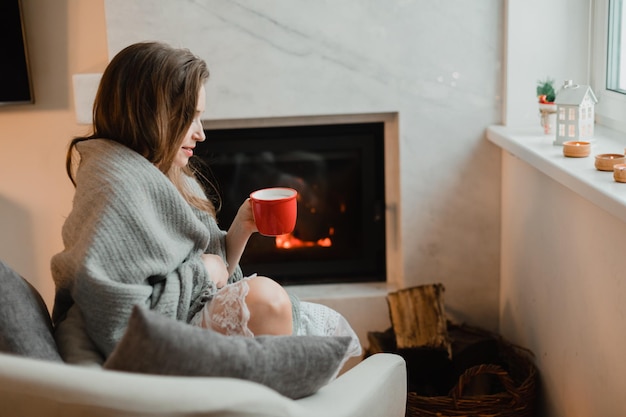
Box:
[562,141,591,158]
[595,154,626,171]
[614,164,626,183]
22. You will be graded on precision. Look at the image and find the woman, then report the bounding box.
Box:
[51,41,360,365]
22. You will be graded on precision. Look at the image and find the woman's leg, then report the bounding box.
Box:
[195,275,293,336]
[244,276,293,335]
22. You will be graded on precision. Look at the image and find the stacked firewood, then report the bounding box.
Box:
[366,284,501,396]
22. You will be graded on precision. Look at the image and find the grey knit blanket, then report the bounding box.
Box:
[51,139,243,357]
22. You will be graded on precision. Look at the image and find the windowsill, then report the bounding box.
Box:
[486,124,626,224]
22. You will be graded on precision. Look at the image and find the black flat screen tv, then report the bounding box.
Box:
[0,0,33,105]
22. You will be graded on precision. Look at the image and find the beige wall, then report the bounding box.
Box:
[0,0,108,309]
[500,152,626,416]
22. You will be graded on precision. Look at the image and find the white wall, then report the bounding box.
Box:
[505,0,591,126]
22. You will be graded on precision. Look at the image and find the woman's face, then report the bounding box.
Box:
[173,85,206,168]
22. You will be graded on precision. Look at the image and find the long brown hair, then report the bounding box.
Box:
[66,41,215,215]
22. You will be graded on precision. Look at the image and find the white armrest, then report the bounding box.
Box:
[300,353,407,417]
[0,352,405,417]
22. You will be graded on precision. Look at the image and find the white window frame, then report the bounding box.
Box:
[592,0,626,133]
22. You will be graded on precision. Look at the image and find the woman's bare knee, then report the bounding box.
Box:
[245,276,293,335]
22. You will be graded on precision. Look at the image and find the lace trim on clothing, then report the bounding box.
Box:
[191,275,255,337]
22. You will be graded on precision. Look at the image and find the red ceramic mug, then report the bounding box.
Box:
[249,187,298,236]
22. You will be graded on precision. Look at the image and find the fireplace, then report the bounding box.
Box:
[193,122,386,286]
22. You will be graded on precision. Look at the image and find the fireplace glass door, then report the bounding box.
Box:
[194,122,386,285]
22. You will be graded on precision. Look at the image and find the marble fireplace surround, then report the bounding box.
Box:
[74,1,503,342]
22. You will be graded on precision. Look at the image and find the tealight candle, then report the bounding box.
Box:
[614,164,626,183]
[595,153,626,171]
[562,141,591,158]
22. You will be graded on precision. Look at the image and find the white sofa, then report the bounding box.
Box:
[0,259,407,417]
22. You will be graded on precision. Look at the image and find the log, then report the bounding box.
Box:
[387,283,450,354]
[364,328,396,358]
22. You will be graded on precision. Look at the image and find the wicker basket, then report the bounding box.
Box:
[406,326,537,417]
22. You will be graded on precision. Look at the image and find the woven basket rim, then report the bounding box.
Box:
[405,324,537,417]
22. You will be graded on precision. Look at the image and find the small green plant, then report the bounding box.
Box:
[536,78,556,103]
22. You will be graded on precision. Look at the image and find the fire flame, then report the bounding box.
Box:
[275,232,333,249]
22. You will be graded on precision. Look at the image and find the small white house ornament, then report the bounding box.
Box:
[553,80,598,145]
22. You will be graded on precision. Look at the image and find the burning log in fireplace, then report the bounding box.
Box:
[275,232,332,249]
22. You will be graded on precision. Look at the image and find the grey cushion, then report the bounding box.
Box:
[0,260,62,361]
[104,305,351,399]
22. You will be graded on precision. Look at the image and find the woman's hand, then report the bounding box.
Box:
[225,199,257,276]
[231,198,258,235]
[201,253,229,288]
